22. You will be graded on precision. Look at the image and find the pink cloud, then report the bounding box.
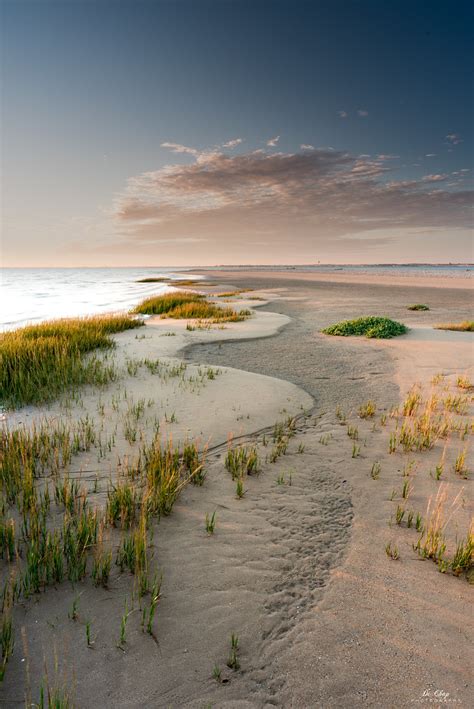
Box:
[266,135,280,147]
[161,142,200,156]
[112,144,473,251]
[222,138,243,149]
[422,174,448,182]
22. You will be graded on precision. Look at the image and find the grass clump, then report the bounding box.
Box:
[225,445,259,479]
[451,530,474,578]
[370,461,381,479]
[205,511,217,534]
[434,321,474,332]
[359,400,376,418]
[0,315,143,408]
[456,376,472,390]
[132,292,250,323]
[166,302,250,322]
[0,605,14,681]
[38,679,72,708]
[322,316,408,339]
[407,304,429,311]
[132,291,203,315]
[227,633,240,670]
[453,449,469,478]
[385,542,399,560]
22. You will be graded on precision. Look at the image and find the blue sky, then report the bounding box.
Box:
[2,0,473,265]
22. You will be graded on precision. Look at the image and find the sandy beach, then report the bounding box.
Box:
[1,270,473,708]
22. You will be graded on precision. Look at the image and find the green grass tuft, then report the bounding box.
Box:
[166,302,250,322]
[132,292,250,322]
[132,291,204,314]
[322,316,408,339]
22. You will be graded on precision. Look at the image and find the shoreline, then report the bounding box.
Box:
[1,266,472,333]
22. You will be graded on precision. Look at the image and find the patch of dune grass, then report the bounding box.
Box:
[435,321,474,332]
[166,302,251,322]
[407,304,430,311]
[132,292,251,322]
[322,316,408,339]
[0,315,143,408]
[132,291,204,315]
[0,421,205,681]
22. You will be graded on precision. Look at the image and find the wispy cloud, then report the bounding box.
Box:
[337,110,348,118]
[266,135,280,147]
[357,109,369,117]
[422,174,448,182]
[222,138,243,149]
[300,144,315,150]
[161,142,200,155]
[112,144,472,254]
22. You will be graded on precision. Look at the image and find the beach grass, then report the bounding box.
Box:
[407,304,430,311]
[225,444,259,479]
[385,542,400,560]
[166,302,251,322]
[132,291,251,322]
[434,321,474,332]
[227,633,240,670]
[205,511,217,534]
[132,291,204,314]
[0,382,209,682]
[322,316,408,339]
[359,400,377,418]
[0,315,143,408]
[370,461,381,479]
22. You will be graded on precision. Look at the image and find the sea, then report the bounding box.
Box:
[1,264,472,332]
[0,267,199,332]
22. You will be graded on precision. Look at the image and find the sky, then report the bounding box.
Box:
[1,0,473,267]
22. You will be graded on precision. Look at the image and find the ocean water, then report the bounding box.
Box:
[0,267,199,331]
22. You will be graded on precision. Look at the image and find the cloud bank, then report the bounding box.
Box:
[111,143,472,260]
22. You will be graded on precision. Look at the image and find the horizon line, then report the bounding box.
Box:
[1,262,473,270]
